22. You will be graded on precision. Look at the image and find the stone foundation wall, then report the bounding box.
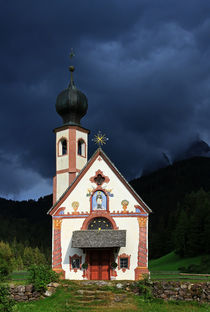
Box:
[151,281,210,302]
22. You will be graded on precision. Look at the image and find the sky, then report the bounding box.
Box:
[1,0,210,200]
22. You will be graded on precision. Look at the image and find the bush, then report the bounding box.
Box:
[136,277,153,301]
[82,263,88,270]
[0,242,13,280]
[0,285,15,312]
[28,265,58,292]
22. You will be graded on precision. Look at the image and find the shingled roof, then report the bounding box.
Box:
[72,230,126,248]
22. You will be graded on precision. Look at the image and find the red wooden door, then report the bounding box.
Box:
[90,250,110,280]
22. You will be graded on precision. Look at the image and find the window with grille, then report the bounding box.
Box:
[88,217,113,230]
[69,254,82,271]
[71,258,80,269]
[120,257,128,269]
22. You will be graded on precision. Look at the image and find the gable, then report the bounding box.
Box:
[48,148,151,216]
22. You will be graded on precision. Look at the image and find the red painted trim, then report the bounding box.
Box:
[118,253,131,273]
[134,205,147,214]
[52,220,64,279]
[112,211,148,216]
[54,207,66,216]
[81,211,118,230]
[56,168,70,174]
[77,138,87,158]
[69,254,82,272]
[69,172,76,185]
[53,176,57,205]
[89,170,110,186]
[69,128,76,171]
[134,267,149,280]
[52,213,147,219]
[54,125,90,134]
[134,217,148,280]
[50,149,151,216]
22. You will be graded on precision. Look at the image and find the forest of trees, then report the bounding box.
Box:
[131,156,210,259]
[0,240,47,279]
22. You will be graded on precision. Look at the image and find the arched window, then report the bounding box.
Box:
[78,139,85,157]
[88,217,113,230]
[58,138,67,155]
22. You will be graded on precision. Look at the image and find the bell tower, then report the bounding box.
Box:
[53,61,89,203]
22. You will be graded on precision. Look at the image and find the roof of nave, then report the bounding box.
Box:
[47,148,152,215]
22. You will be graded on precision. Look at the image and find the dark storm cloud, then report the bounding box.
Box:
[1,0,210,199]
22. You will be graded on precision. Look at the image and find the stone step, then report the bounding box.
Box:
[76,289,112,295]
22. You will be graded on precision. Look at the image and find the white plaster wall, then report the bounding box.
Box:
[60,217,139,280]
[113,217,139,280]
[57,155,69,171]
[56,129,69,171]
[76,130,88,170]
[60,157,144,214]
[61,218,85,280]
[57,173,69,200]
[61,217,139,280]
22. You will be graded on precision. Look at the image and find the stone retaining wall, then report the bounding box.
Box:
[9,281,210,303]
[10,283,59,302]
[151,281,210,302]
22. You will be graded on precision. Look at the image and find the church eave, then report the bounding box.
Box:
[72,230,126,248]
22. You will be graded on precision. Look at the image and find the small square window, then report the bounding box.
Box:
[72,258,80,269]
[120,257,128,269]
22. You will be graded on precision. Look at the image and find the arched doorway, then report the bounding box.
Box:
[87,217,113,280]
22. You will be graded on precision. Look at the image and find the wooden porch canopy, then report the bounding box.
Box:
[72,230,126,248]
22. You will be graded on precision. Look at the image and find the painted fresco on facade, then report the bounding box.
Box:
[72,201,79,214]
[87,186,114,197]
[92,191,107,210]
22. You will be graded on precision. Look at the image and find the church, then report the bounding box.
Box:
[48,62,152,280]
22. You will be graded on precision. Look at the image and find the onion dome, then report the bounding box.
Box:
[56,65,88,126]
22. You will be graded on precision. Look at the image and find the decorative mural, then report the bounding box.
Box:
[72,201,79,214]
[121,200,129,213]
[134,205,146,214]
[86,186,114,198]
[92,191,107,210]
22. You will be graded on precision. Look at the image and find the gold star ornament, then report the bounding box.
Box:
[92,131,109,147]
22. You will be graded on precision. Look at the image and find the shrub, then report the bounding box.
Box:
[0,285,15,312]
[111,262,118,269]
[28,265,58,292]
[136,277,153,301]
[82,263,88,270]
[0,242,13,280]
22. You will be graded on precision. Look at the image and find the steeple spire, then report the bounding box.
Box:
[69,48,75,87]
[55,51,88,126]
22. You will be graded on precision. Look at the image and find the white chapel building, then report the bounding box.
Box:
[48,64,152,280]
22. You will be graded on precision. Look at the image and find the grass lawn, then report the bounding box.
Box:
[15,282,210,312]
[148,252,210,281]
[149,251,202,272]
